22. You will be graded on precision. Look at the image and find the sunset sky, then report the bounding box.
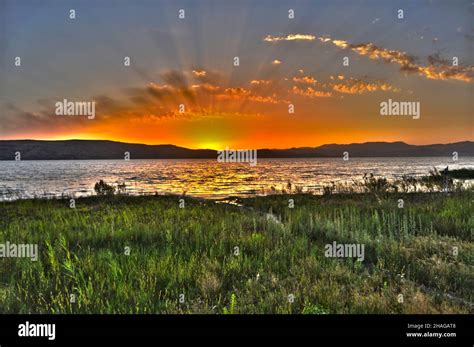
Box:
[1,0,473,149]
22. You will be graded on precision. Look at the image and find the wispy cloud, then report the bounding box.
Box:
[329,78,399,94]
[217,87,282,104]
[192,69,207,77]
[293,76,317,85]
[191,83,220,92]
[290,72,396,96]
[265,34,474,82]
[292,86,332,98]
[250,79,272,85]
[323,36,474,82]
[263,34,316,42]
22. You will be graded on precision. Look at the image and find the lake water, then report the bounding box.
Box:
[0,157,473,201]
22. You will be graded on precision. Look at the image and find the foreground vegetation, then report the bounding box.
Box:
[0,190,472,314]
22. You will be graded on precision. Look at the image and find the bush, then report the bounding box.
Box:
[116,182,127,195]
[420,168,454,192]
[361,173,390,194]
[94,180,115,196]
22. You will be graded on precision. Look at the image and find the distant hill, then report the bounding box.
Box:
[259,141,474,158]
[0,140,215,160]
[0,140,473,160]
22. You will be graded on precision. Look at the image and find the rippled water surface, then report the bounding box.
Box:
[1,157,473,200]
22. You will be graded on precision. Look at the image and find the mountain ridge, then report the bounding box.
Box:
[0,139,473,160]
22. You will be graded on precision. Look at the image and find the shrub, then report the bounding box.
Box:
[116,182,127,195]
[361,173,390,194]
[94,180,115,196]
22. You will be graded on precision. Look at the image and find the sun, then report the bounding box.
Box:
[197,141,223,150]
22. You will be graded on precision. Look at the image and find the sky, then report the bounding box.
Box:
[0,0,473,149]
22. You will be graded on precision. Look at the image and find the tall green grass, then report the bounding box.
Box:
[0,192,472,313]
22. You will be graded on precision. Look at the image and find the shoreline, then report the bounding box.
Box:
[0,188,472,204]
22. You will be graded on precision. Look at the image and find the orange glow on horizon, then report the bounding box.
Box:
[7,128,471,150]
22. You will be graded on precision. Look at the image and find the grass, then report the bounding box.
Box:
[0,191,472,314]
